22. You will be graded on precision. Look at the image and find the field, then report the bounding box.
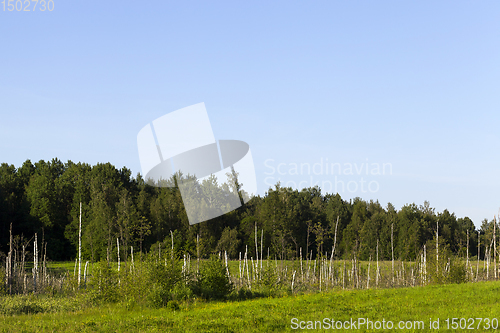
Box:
[2,257,499,332]
[2,280,500,332]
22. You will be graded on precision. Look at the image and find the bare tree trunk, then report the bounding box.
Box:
[466,229,469,279]
[376,239,379,288]
[300,247,303,281]
[495,216,498,279]
[487,243,491,279]
[130,246,135,273]
[331,216,339,260]
[238,252,242,283]
[255,223,259,275]
[436,221,439,275]
[342,260,345,289]
[117,238,120,272]
[260,230,263,270]
[245,246,251,289]
[21,243,26,294]
[7,223,13,295]
[477,230,480,281]
[84,261,89,287]
[367,256,371,289]
[33,233,38,294]
[423,244,427,285]
[224,251,229,277]
[78,202,82,287]
[117,238,121,284]
[196,234,200,273]
[391,223,394,284]
[171,230,174,260]
[43,242,47,289]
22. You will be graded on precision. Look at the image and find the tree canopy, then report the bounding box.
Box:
[0,159,492,262]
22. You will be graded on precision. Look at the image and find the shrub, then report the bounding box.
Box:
[90,260,119,303]
[0,267,5,295]
[446,260,467,284]
[148,259,183,292]
[256,264,282,294]
[166,300,180,311]
[147,283,170,308]
[194,255,233,300]
[145,255,185,307]
[423,239,467,285]
[171,283,193,301]
[425,239,455,285]
[117,266,147,306]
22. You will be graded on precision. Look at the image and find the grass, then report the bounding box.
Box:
[2,280,500,332]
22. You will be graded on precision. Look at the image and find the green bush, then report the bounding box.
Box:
[145,255,185,307]
[446,260,467,284]
[85,254,191,308]
[422,239,468,285]
[171,282,193,301]
[194,255,233,300]
[148,259,183,291]
[117,266,145,306]
[90,260,119,303]
[147,283,171,308]
[256,264,282,293]
[166,300,180,311]
[0,267,6,295]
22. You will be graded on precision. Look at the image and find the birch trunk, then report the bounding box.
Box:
[78,202,82,287]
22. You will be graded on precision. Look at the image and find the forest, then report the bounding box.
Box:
[0,158,495,263]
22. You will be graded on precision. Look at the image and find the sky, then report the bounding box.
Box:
[1,1,499,227]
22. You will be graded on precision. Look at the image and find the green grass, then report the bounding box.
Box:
[2,280,500,332]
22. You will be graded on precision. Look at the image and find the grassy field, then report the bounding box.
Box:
[2,280,500,332]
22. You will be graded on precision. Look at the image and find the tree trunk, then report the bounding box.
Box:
[78,202,82,287]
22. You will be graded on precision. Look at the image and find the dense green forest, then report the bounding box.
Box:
[0,158,496,262]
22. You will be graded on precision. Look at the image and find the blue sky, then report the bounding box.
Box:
[1,1,499,226]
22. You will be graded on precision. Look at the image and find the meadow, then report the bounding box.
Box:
[2,253,500,332]
[2,279,500,332]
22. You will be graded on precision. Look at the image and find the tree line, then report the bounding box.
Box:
[0,158,496,262]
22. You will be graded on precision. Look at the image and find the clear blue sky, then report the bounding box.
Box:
[1,1,499,227]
